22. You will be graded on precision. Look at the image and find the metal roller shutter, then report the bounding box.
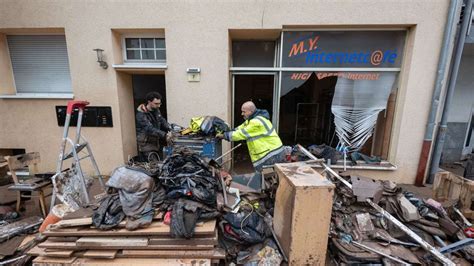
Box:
[7,35,72,94]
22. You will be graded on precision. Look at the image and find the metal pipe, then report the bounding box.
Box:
[216,143,242,162]
[297,144,352,188]
[428,0,473,184]
[415,0,460,186]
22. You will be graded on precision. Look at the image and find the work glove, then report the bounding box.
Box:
[215,133,224,140]
[165,131,175,145]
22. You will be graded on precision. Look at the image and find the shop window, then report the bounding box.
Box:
[123,37,166,63]
[6,35,72,94]
[279,71,398,159]
[232,41,275,67]
[230,30,405,166]
[277,30,405,160]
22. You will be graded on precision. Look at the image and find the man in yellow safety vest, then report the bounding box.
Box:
[219,101,286,174]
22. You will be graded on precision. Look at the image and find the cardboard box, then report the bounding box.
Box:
[273,162,335,265]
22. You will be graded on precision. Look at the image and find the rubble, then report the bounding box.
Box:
[0,143,472,265]
[328,172,474,265]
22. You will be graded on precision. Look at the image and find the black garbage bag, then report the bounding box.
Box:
[160,147,218,206]
[170,198,220,238]
[308,144,341,163]
[199,116,230,136]
[222,211,271,244]
[92,194,125,230]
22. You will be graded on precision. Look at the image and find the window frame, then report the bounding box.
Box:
[0,34,74,99]
[121,36,166,64]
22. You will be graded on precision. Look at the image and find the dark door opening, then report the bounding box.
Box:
[132,74,167,156]
[232,74,274,174]
[132,75,167,119]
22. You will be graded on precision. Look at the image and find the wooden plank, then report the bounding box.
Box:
[83,250,118,259]
[27,246,74,258]
[55,244,213,250]
[27,246,45,256]
[148,236,217,246]
[47,236,79,242]
[76,237,148,247]
[120,248,226,259]
[38,240,214,250]
[44,219,216,237]
[32,256,76,265]
[0,235,25,256]
[38,241,77,249]
[72,258,211,265]
[149,229,217,245]
[43,249,75,258]
[50,217,92,229]
[18,234,36,250]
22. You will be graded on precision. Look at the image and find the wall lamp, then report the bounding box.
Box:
[93,48,108,69]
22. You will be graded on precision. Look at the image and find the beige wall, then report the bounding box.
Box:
[0,0,451,183]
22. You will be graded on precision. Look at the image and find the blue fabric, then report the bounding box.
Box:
[248,109,270,120]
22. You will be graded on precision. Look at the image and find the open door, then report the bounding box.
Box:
[232,73,276,174]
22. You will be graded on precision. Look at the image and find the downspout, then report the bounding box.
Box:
[427,0,473,184]
[414,0,461,186]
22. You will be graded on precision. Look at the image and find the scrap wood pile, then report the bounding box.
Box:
[28,216,224,264]
[27,146,283,265]
[327,173,474,265]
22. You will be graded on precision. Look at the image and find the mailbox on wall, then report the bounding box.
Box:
[55,106,113,127]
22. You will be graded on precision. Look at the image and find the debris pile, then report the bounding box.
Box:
[328,174,474,265]
[23,147,283,265]
[2,144,473,265]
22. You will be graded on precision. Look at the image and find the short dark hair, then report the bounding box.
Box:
[145,92,162,103]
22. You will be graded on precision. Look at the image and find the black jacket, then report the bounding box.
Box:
[136,104,170,152]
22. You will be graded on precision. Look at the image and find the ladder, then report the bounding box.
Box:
[50,100,105,211]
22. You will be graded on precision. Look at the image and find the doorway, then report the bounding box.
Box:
[132,74,167,156]
[232,74,275,174]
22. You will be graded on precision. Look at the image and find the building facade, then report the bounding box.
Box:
[0,0,456,184]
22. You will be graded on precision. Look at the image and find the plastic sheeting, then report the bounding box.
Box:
[106,166,155,230]
[331,73,397,151]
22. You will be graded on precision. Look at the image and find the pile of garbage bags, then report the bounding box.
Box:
[91,145,283,264]
[93,146,220,235]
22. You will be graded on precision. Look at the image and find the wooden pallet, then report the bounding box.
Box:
[433,170,474,219]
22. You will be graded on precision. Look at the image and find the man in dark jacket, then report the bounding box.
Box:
[136,92,171,161]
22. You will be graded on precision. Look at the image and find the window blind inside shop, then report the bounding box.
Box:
[7,35,72,94]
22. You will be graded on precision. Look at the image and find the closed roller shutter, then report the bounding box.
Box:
[7,35,72,94]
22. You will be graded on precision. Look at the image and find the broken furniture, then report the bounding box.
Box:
[273,162,335,265]
[5,152,52,217]
[433,170,474,220]
[297,144,457,265]
[51,100,105,210]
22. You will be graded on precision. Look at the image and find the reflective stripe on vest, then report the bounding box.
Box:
[246,116,275,142]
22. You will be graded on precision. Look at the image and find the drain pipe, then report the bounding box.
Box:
[427,0,473,184]
[415,0,461,186]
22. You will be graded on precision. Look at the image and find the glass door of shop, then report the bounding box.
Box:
[231,73,278,174]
